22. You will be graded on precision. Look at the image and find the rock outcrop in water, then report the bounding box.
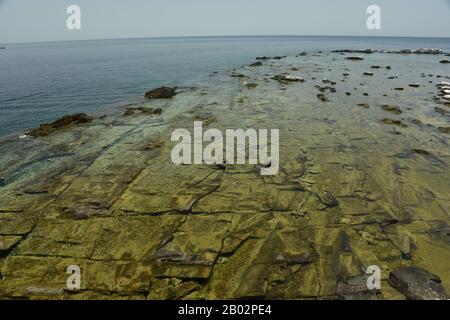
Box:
[256,56,287,61]
[335,48,445,55]
[345,56,364,61]
[381,105,402,114]
[333,49,376,54]
[380,48,444,54]
[123,107,163,117]
[29,113,92,137]
[145,87,177,99]
[434,82,450,106]
[249,61,263,67]
[272,74,305,84]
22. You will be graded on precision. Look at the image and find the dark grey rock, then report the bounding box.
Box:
[337,275,380,300]
[319,191,339,207]
[249,61,263,67]
[346,56,364,61]
[145,87,177,99]
[333,49,376,54]
[389,266,449,300]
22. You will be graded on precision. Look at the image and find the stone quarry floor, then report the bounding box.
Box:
[0,51,449,300]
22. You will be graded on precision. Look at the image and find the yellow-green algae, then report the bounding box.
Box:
[0,51,449,300]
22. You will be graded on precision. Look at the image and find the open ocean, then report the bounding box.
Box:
[0,35,449,137]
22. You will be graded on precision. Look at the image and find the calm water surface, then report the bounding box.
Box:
[0,36,449,137]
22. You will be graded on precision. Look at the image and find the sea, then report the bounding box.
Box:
[0,35,449,137]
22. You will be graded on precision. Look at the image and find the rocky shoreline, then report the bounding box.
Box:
[333,48,448,55]
[0,48,449,300]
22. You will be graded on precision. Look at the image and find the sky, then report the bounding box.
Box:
[1,0,450,43]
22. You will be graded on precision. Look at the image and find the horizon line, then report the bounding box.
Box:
[2,34,450,46]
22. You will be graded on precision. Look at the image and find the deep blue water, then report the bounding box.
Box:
[1,36,449,137]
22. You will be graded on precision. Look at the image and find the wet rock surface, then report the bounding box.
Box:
[144,87,177,99]
[381,105,402,114]
[29,113,92,137]
[389,267,449,300]
[345,56,364,61]
[123,107,163,117]
[250,61,263,67]
[272,74,305,84]
[0,48,449,300]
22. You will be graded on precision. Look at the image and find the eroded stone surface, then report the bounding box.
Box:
[389,266,449,300]
[0,50,449,300]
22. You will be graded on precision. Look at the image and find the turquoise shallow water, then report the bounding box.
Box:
[0,36,449,137]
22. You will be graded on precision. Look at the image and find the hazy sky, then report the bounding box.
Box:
[1,0,450,43]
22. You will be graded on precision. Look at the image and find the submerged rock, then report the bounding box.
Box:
[275,252,312,266]
[244,83,258,89]
[440,60,450,64]
[249,61,263,67]
[388,266,449,300]
[230,72,247,78]
[316,85,336,93]
[345,56,364,61]
[145,87,177,99]
[317,93,329,102]
[194,113,217,126]
[29,113,92,137]
[382,118,407,127]
[412,148,431,156]
[0,235,22,252]
[381,105,402,114]
[435,107,449,115]
[272,74,305,84]
[322,78,336,85]
[123,107,162,117]
[337,275,381,300]
[319,191,339,207]
[438,127,450,134]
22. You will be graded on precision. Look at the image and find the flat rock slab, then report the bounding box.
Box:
[389,266,449,300]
